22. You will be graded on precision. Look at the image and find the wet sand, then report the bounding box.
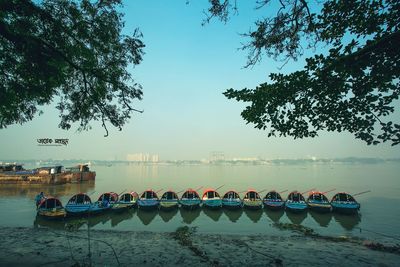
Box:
[1,226,399,266]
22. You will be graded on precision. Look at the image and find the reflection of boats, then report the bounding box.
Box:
[136,209,158,225]
[285,191,307,213]
[159,208,178,222]
[286,210,307,224]
[223,208,243,222]
[180,189,201,210]
[110,209,135,227]
[263,191,285,210]
[138,190,159,210]
[202,189,222,209]
[37,197,66,219]
[243,190,263,210]
[160,190,179,210]
[112,192,139,212]
[34,215,66,230]
[244,208,263,223]
[309,210,332,227]
[179,207,201,224]
[265,209,284,223]
[88,213,112,228]
[202,207,223,221]
[222,190,242,209]
[333,213,361,230]
[331,193,360,214]
[307,191,332,213]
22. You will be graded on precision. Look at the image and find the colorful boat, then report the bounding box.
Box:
[36,197,66,219]
[112,192,139,212]
[65,193,93,215]
[137,190,159,210]
[243,190,263,210]
[160,190,179,210]
[285,191,307,213]
[307,191,332,213]
[202,188,222,209]
[180,189,201,210]
[222,190,242,209]
[96,192,118,210]
[331,192,360,214]
[263,191,285,210]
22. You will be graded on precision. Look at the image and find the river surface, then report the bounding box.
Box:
[0,162,399,243]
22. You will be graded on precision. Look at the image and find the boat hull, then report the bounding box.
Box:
[37,208,66,219]
[65,204,91,215]
[180,199,201,210]
[307,201,332,213]
[159,200,179,210]
[222,199,242,209]
[202,199,222,209]
[137,199,159,210]
[243,200,263,210]
[285,202,308,213]
[331,202,360,214]
[263,200,285,211]
[112,202,136,212]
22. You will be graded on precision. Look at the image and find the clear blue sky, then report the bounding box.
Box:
[0,1,399,161]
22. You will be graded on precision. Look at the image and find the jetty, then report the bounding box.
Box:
[0,163,95,185]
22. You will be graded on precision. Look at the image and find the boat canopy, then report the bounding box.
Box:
[264,191,282,200]
[38,198,63,209]
[287,191,305,202]
[68,193,92,204]
[332,193,356,202]
[98,192,118,202]
[181,189,200,199]
[223,190,240,199]
[308,192,329,202]
[203,189,220,199]
[141,190,158,199]
[161,191,178,200]
[119,192,138,202]
[244,190,261,200]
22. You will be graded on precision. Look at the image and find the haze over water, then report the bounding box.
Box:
[0,161,399,244]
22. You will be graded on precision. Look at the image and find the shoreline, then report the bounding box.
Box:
[1,226,399,266]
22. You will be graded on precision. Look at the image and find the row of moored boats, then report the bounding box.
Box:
[35,188,363,219]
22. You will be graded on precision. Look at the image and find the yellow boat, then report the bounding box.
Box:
[243,190,263,210]
[37,197,66,219]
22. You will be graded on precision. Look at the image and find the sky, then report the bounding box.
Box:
[0,0,399,161]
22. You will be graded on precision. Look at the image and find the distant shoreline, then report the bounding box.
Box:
[1,226,398,266]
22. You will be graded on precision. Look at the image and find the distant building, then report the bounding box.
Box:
[126,153,159,163]
[210,151,225,162]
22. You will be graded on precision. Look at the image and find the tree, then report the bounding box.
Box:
[204,0,400,145]
[0,0,144,136]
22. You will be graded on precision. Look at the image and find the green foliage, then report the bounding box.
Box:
[0,0,144,136]
[206,0,400,145]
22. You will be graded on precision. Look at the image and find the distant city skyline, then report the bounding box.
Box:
[0,1,399,161]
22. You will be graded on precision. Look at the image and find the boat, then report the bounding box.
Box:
[180,189,201,210]
[285,191,307,213]
[65,193,92,215]
[222,190,242,209]
[202,188,222,209]
[307,191,332,213]
[97,192,118,209]
[331,192,360,214]
[137,190,159,210]
[112,192,139,212]
[263,191,285,210]
[159,190,179,210]
[36,197,66,219]
[243,190,263,210]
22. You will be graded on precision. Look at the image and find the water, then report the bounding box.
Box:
[0,162,399,243]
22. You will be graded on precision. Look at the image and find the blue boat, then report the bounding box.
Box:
[65,193,93,215]
[180,189,201,210]
[222,190,242,209]
[93,192,118,212]
[202,188,222,209]
[263,191,285,210]
[138,190,159,210]
[307,191,332,213]
[331,192,360,214]
[285,191,307,213]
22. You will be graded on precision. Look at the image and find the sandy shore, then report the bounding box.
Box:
[1,226,399,266]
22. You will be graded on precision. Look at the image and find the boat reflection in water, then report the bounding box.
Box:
[159,208,178,223]
[34,215,67,230]
[265,209,284,223]
[244,208,263,223]
[286,210,307,224]
[333,213,361,230]
[309,210,332,227]
[136,209,158,225]
[223,208,243,223]
[202,207,223,222]
[110,209,135,227]
[179,207,201,224]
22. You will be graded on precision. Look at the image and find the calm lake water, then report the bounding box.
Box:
[1,162,399,243]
